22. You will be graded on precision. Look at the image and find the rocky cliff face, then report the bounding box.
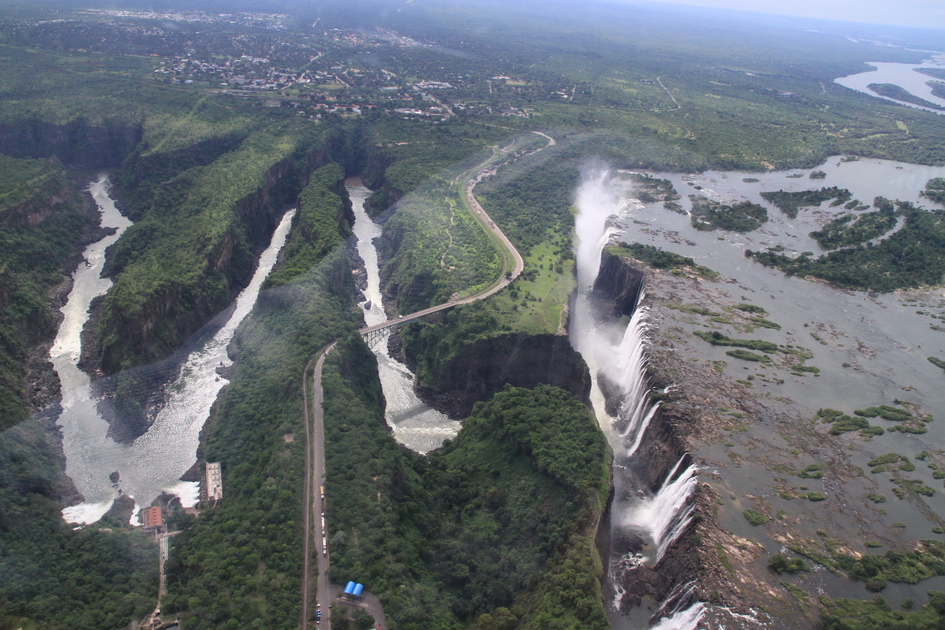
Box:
[591,251,716,624]
[591,252,771,627]
[0,165,99,430]
[414,333,592,419]
[2,179,76,231]
[594,249,645,318]
[89,146,344,442]
[359,146,397,218]
[116,134,246,221]
[86,158,299,443]
[0,119,141,169]
[97,154,298,376]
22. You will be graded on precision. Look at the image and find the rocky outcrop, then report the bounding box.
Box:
[594,250,645,317]
[415,333,591,419]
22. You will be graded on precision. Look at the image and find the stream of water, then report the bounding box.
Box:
[52,177,295,524]
[348,183,460,453]
[836,56,945,114]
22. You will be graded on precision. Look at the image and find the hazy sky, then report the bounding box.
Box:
[652,0,945,31]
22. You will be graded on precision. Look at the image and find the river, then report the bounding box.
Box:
[52,176,295,524]
[836,56,945,114]
[348,182,460,453]
[573,155,945,626]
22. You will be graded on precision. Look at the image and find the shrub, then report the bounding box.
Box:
[799,464,826,479]
[868,453,907,467]
[769,554,810,573]
[726,349,770,362]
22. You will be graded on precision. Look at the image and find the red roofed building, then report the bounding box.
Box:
[142,506,163,531]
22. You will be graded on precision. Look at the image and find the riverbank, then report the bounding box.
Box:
[52,175,296,523]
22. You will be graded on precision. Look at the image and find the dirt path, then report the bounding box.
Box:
[440,200,456,270]
[656,76,682,110]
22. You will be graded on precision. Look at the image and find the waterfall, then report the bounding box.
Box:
[654,579,698,620]
[569,167,702,629]
[625,456,698,563]
[599,295,661,458]
[650,603,706,630]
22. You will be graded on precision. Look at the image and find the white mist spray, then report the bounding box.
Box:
[625,456,699,563]
[569,166,703,630]
[574,165,623,289]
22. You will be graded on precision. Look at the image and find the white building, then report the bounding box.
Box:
[206,462,223,503]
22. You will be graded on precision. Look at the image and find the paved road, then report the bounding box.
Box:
[301,353,315,628]
[301,132,551,629]
[311,347,331,629]
[302,343,334,630]
[358,164,525,336]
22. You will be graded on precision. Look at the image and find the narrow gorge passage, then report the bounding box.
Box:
[349,182,460,453]
[53,180,295,524]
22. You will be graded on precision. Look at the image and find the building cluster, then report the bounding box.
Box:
[85,9,291,29]
[22,14,571,124]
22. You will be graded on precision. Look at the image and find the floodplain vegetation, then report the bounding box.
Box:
[747,197,945,292]
[690,196,768,232]
[760,187,853,219]
[608,243,718,279]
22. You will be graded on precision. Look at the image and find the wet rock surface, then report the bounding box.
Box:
[594,250,940,628]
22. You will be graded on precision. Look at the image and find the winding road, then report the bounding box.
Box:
[299,132,551,630]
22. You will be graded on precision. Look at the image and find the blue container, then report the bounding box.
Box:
[344,581,356,595]
[352,583,364,597]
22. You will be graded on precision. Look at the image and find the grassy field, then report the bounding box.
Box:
[467,239,575,336]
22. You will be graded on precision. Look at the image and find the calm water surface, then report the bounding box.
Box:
[836,57,945,114]
[609,155,945,577]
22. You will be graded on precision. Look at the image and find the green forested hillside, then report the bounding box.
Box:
[98,122,321,373]
[162,244,361,629]
[0,156,90,430]
[0,416,159,629]
[264,164,352,288]
[322,369,609,630]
